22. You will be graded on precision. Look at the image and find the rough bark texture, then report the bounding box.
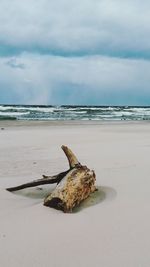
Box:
[44,166,96,212]
[7,145,97,212]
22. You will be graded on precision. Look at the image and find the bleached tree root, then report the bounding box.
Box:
[7,145,97,212]
[44,165,96,212]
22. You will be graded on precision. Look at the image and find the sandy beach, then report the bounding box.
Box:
[0,120,150,267]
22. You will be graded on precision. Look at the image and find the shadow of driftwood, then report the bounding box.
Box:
[73,186,117,213]
[14,184,56,199]
[12,185,117,212]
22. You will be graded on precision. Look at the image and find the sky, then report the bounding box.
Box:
[0,0,150,105]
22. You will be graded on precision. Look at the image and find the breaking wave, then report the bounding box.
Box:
[0,105,150,121]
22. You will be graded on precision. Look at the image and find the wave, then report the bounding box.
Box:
[0,115,17,120]
[0,106,55,113]
[1,105,150,121]
[0,111,30,117]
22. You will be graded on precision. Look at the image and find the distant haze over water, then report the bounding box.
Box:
[1,105,150,121]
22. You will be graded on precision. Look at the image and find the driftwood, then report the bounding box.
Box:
[7,145,97,212]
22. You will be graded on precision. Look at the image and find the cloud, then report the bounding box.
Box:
[0,53,150,105]
[6,58,25,69]
[0,1,150,105]
[0,0,150,58]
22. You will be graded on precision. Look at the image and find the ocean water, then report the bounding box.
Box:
[0,105,150,121]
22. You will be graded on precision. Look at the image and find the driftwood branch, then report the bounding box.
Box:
[7,145,97,212]
[7,170,69,192]
[61,145,81,168]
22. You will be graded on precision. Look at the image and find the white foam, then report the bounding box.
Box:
[0,112,30,117]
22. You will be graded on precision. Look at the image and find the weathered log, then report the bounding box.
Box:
[44,165,96,212]
[6,145,97,212]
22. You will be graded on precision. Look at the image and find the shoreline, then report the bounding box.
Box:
[1,119,150,128]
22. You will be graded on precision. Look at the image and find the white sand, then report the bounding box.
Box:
[0,121,150,267]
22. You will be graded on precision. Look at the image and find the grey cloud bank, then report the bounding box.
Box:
[0,54,150,105]
[0,0,150,105]
[0,0,150,57]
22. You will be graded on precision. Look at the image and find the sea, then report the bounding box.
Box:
[0,105,150,121]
